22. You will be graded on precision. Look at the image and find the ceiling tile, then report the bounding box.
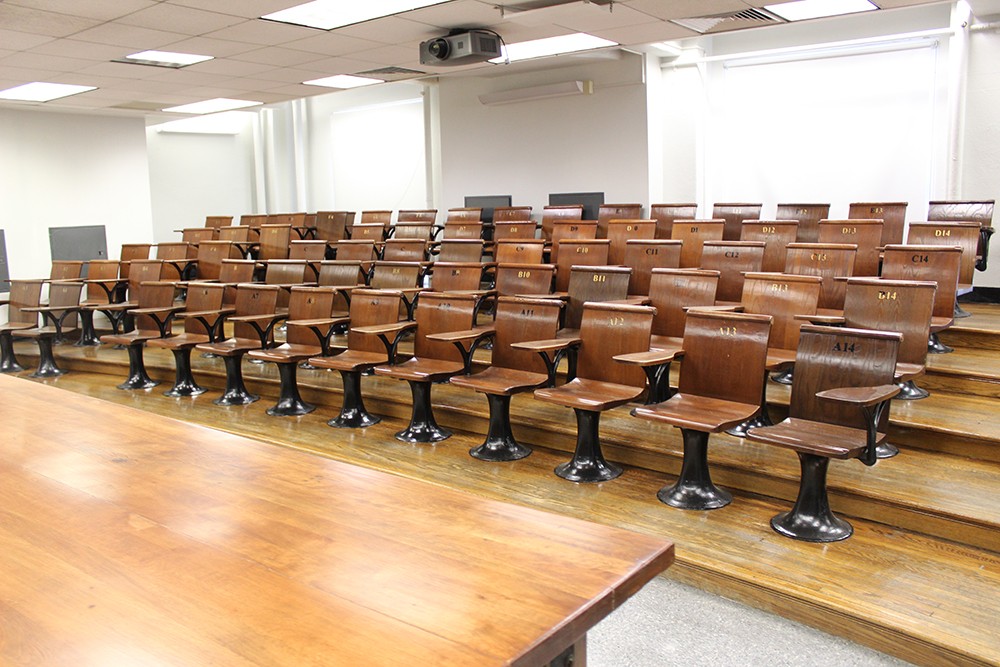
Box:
[163,0,303,20]
[350,44,422,67]
[261,82,328,97]
[202,19,320,46]
[75,60,173,80]
[173,85,258,99]
[253,66,333,84]
[0,52,97,72]
[548,4,662,33]
[328,17,438,44]
[4,0,159,22]
[207,76,277,92]
[28,39,131,61]
[594,21,698,45]
[184,58,278,77]
[0,28,55,50]
[0,4,102,38]
[404,0,503,29]
[281,32,386,57]
[117,4,249,35]
[143,69,234,86]
[0,64,67,83]
[71,23,189,50]
[158,36,261,58]
[626,0,750,21]
[229,46,326,67]
[285,56,388,78]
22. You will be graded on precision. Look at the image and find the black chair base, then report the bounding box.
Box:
[895,380,929,400]
[117,344,158,390]
[75,310,102,347]
[164,348,205,397]
[554,409,622,483]
[639,362,674,405]
[771,453,852,542]
[954,302,971,319]
[726,369,773,437]
[876,442,899,459]
[265,362,315,416]
[927,333,953,354]
[329,370,381,428]
[658,428,731,510]
[30,336,65,378]
[395,380,451,443]
[770,367,794,385]
[470,394,531,462]
[213,355,259,405]
[0,332,24,373]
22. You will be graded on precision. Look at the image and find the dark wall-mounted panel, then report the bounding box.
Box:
[464,195,512,224]
[50,225,107,278]
[549,191,605,220]
[0,230,8,292]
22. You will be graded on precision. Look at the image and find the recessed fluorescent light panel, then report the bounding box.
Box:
[116,50,214,68]
[764,0,878,22]
[304,74,384,89]
[490,33,617,63]
[163,98,263,114]
[0,82,96,102]
[262,0,448,30]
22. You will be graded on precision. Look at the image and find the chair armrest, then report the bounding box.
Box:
[287,317,349,329]
[23,305,81,314]
[685,304,743,312]
[511,337,580,352]
[427,326,497,372]
[515,292,568,301]
[512,336,582,386]
[816,384,900,407]
[614,349,683,366]
[181,308,236,320]
[229,312,284,347]
[794,313,846,325]
[354,321,417,362]
[128,305,186,317]
[229,313,283,324]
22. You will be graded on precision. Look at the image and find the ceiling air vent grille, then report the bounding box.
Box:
[671,8,784,34]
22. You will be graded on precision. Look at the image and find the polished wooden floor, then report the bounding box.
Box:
[9,302,1000,666]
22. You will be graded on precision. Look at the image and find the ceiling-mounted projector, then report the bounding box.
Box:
[419,30,501,66]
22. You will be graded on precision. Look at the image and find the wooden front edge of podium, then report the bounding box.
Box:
[0,374,674,667]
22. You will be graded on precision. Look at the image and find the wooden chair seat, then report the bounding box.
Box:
[449,366,548,397]
[374,357,465,383]
[196,337,265,357]
[249,342,323,364]
[930,315,954,334]
[766,348,797,371]
[634,393,758,432]
[649,334,683,351]
[147,332,211,351]
[100,329,167,347]
[894,362,924,382]
[535,377,643,412]
[309,349,387,372]
[748,417,886,460]
[0,322,36,334]
[13,325,65,339]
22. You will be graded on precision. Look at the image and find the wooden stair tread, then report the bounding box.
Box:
[926,346,1000,381]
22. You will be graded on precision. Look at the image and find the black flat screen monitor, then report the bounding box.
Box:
[464,195,512,224]
[548,192,605,220]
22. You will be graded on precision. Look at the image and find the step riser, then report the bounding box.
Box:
[939,329,1000,352]
[920,372,1000,399]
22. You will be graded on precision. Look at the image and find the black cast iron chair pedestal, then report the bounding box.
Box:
[214,354,259,405]
[657,428,731,510]
[927,333,953,354]
[896,379,928,400]
[75,310,102,347]
[771,453,852,542]
[164,347,206,397]
[554,409,622,483]
[117,342,158,390]
[328,369,381,428]
[0,332,23,373]
[726,370,774,438]
[396,380,451,443]
[266,361,315,416]
[470,393,531,462]
[30,334,65,378]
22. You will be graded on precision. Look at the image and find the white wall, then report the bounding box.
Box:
[437,52,650,215]
[0,108,153,280]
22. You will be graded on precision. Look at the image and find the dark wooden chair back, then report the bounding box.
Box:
[49,261,85,281]
[204,215,233,229]
[436,239,485,263]
[370,261,423,290]
[346,288,406,354]
[412,292,478,361]
[493,206,532,222]
[699,241,765,303]
[491,297,564,372]
[218,259,255,307]
[742,272,822,351]
[156,242,196,260]
[217,226,251,244]
[446,207,482,222]
[360,210,392,224]
[119,244,152,278]
[314,211,354,241]
[351,223,387,243]
[927,200,995,226]
[650,203,697,239]
[439,221,484,241]
[381,239,428,263]
[46,281,84,329]
[239,214,268,233]
[4,281,42,326]
[132,282,178,334]
[285,286,338,345]
[335,239,378,263]
[182,282,226,336]
[494,240,545,264]
[550,220,598,257]
[784,243,856,311]
[126,260,164,298]
[429,262,484,292]
[880,244,961,321]
[289,240,328,261]
[493,263,556,297]
[676,309,772,405]
[606,219,656,265]
[647,268,720,339]
[849,202,908,247]
[842,277,935,367]
[576,302,654,387]
[264,260,309,286]
[554,239,611,292]
[84,260,121,303]
[492,221,538,241]
[391,223,434,242]
[397,209,437,223]
[257,224,292,261]
[741,220,799,273]
[671,219,725,268]
[564,265,632,331]
[181,228,217,245]
[907,222,979,287]
[268,213,307,227]
[231,284,280,342]
[775,203,830,243]
[196,241,242,282]
[597,204,644,238]
[712,203,762,240]
[318,260,364,312]
[622,240,682,296]
[541,204,584,241]
[789,324,901,429]
[819,219,883,276]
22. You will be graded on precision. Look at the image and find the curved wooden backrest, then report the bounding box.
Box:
[360,210,392,224]
[784,243,856,311]
[318,260,366,287]
[606,219,656,265]
[742,272,822,350]
[849,202,908,247]
[492,221,538,241]
[381,239,428,263]
[430,262,485,292]
[550,220,598,257]
[699,241,765,303]
[268,213,307,227]
[577,302,654,387]
[351,223,387,242]
[907,222,979,286]
[258,224,292,261]
[436,239,484,263]
[132,281,177,334]
[447,207,482,222]
[676,309,772,405]
[314,211,354,242]
[492,296,563,372]
[565,265,631,331]
[647,268,719,339]
[370,261,423,289]
[927,200,995,227]
[232,284,279,341]
[391,223,435,242]
[671,220,725,268]
[712,203,762,241]
[554,239,611,292]
[182,283,226,335]
[239,214,268,229]
[493,240,545,265]
[541,205,584,241]
[335,240,378,263]
[217,226,251,243]
[741,220,799,273]
[197,241,242,281]
[622,239,682,296]
[650,203,697,239]
[49,261,85,281]
[47,281,84,328]
[285,286,338,345]
[119,244,152,264]
[348,289,406,353]
[412,292,478,360]
[440,221,484,240]
[397,209,437,223]
[181,228,217,245]
[597,204,644,238]
[493,263,555,297]
[775,203,830,243]
[84,259,121,303]
[126,260,164,297]
[156,242,196,261]
[880,244,961,320]
[842,277,935,367]
[5,280,42,326]
[819,219,883,277]
[790,325,901,429]
[204,216,233,228]
[264,260,309,290]
[493,206,532,222]
[219,259,255,307]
